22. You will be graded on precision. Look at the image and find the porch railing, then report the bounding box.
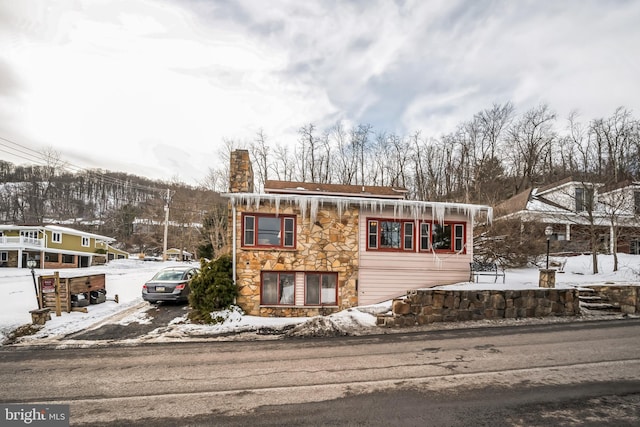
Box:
[0,236,46,248]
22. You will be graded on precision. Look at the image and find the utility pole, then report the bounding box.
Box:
[163,188,170,261]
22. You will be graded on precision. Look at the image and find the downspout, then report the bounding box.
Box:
[232,200,237,303]
[42,227,47,268]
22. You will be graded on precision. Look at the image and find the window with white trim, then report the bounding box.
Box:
[0,251,7,262]
[52,232,62,243]
[20,230,38,243]
[305,273,337,305]
[81,236,90,247]
[243,214,296,248]
[575,187,593,212]
[431,223,466,252]
[367,219,414,251]
[420,223,430,251]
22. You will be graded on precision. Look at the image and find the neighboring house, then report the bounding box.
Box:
[165,248,194,261]
[495,177,640,254]
[102,244,130,262]
[222,150,492,317]
[0,225,126,268]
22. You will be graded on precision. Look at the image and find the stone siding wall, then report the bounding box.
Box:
[586,285,639,314]
[229,150,254,193]
[378,288,580,327]
[235,203,359,317]
[6,251,19,268]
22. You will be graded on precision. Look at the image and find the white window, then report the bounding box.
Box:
[82,237,90,247]
[52,232,62,243]
[0,251,7,262]
[420,223,430,251]
[575,187,593,212]
[20,231,38,243]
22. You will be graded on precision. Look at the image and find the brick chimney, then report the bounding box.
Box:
[229,149,254,193]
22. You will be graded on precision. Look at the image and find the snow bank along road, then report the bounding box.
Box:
[1,319,639,426]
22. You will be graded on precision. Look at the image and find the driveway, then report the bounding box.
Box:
[65,302,189,341]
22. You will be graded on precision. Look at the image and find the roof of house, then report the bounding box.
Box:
[166,248,193,256]
[599,179,640,194]
[495,177,637,219]
[494,188,532,216]
[264,180,408,199]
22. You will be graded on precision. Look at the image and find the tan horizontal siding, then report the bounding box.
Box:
[358,208,474,306]
[358,268,471,306]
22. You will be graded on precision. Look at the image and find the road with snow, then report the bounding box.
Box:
[1,319,639,426]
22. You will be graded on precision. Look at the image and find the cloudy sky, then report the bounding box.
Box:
[1,0,639,184]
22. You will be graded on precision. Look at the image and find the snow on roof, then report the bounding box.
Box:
[264,180,408,199]
[0,224,115,242]
[43,225,116,242]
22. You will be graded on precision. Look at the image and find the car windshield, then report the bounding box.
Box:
[152,270,186,281]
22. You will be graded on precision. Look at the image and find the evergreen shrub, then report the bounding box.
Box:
[188,254,237,323]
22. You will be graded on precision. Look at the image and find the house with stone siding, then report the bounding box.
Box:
[222,150,492,317]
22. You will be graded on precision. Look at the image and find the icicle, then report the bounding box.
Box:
[336,199,347,218]
[298,198,307,220]
[310,198,319,223]
[434,203,446,224]
[220,192,491,225]
[431,251,444,270]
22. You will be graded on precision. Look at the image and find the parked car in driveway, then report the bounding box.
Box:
[142,266,199,304]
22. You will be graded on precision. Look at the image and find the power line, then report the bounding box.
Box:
[0,135,167,194]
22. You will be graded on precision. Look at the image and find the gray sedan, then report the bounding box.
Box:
[142,266,199,304]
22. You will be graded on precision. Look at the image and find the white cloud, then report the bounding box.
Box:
[1,0,639,182]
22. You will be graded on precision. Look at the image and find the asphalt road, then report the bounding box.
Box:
[1,319,639,426]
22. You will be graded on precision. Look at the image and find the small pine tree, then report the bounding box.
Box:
[189,254,236,323]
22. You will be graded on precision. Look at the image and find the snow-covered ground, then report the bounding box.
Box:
[1,254,639,346]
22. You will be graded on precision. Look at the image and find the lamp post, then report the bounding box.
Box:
[27,258,39,308]
[545,226,553,270]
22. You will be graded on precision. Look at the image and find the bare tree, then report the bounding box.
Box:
[271,142,295,181]
[505,104,557,192]
[330,122,357,185]
[475,102,514,161]
[351,124,372,185]
[250,129,270,190]
[590,107,637,182]
[200,138,240,193]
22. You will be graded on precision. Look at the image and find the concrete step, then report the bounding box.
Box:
[580,301,621,313]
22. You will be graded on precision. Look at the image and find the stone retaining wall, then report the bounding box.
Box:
[377,288,580,327]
